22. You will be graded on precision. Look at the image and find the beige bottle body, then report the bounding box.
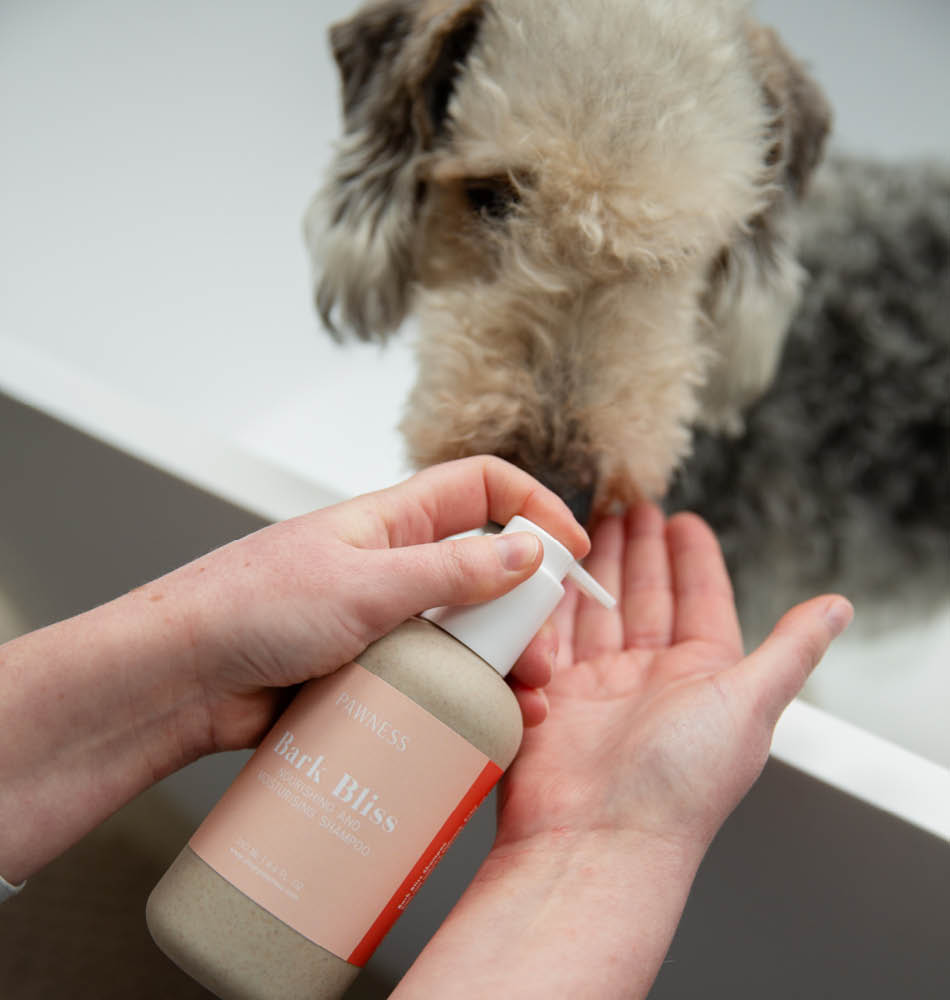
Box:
[146,617,523,1000]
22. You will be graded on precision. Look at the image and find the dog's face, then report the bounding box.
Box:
[307,0,829,521]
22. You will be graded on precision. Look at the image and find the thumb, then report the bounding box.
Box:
[726,594,854,730]
[361,531,544,634]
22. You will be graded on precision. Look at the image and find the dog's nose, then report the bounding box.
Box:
[558,482,596,526]
[502,457,596,526]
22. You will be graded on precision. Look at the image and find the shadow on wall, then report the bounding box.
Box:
[0,392,268,643]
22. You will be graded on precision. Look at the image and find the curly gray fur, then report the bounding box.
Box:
[669,155,950,640]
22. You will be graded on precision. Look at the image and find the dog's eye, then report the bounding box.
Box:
[464,177,519,220]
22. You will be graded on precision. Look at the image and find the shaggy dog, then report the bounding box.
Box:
[306,0,950,638]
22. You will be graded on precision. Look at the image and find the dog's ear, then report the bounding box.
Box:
[305,0,486,341]
[699,22,831,434]
[747,24,832,202]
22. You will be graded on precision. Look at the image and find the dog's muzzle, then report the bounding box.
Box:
[498,454,597,527]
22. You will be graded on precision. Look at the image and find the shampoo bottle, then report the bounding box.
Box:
[146,515,614,1000]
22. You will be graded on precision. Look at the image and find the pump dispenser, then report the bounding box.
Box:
[147,515,614,1000]
[423,516,616,676]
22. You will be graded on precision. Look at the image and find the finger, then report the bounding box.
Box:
[343,456,589,558]
[667,512,742,655]
[510,621,557,690]
[511,682,550,728]
[573,515,625,661]
[725,595,854,730]
[621,502,673,650]
[359,530,543,635]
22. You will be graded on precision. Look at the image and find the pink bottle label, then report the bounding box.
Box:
[189,662,502,966]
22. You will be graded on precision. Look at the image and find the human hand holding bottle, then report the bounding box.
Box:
[0,456,586,888]
[156,453,587,755]
[395,503,853,1000]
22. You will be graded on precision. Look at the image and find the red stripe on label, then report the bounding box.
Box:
[346,760,503,967]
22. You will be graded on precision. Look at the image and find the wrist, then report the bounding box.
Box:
[482,825,703,899]
[108,580,216,773]
[0,585,208,881]
[396,828,703,1000]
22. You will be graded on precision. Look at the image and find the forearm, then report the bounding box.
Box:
[394,830,704,1000]
[0,584,208,883]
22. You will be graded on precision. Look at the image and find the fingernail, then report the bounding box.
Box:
[494,531,542,572]
[824,597,855,637]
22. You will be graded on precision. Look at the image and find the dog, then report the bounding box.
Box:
[305,0,950,639]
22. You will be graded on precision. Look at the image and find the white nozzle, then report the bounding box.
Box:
[422,516,616,677]
[567,562,616,609]
[503,517,615,610]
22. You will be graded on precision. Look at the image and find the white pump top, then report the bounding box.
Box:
[421,516,616,677]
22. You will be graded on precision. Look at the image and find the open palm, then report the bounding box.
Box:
[496,505,852,854]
